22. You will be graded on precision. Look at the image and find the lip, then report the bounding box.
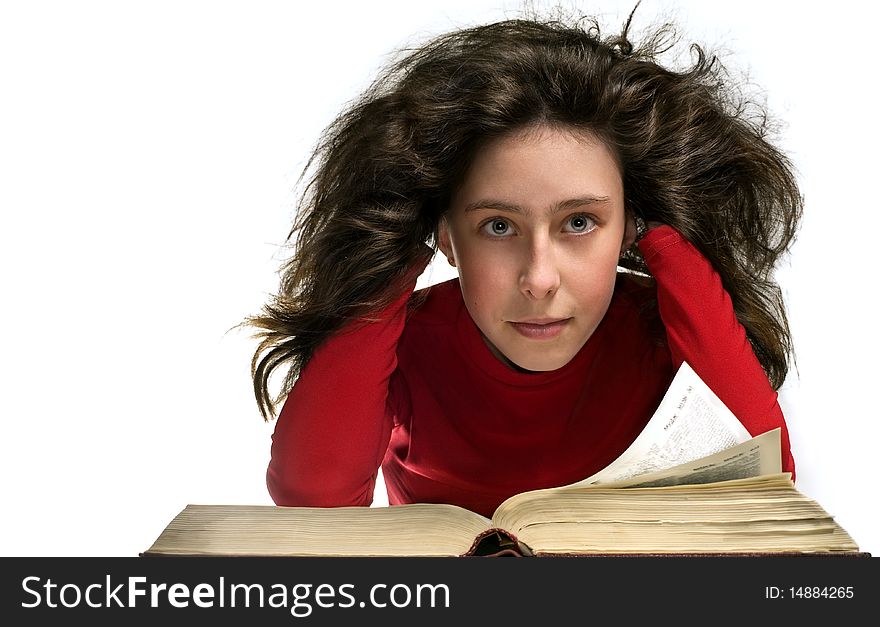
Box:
[509,318,571,339]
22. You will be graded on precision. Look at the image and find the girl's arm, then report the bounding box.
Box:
[637,225,796,479]
[266,254,431,507]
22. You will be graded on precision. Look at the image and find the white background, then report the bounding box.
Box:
[1,0,877,557]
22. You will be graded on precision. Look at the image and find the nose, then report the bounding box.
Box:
[518,235,561,299]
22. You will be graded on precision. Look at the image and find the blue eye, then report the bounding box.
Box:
[481,218,512,237]
[565,214,596,233]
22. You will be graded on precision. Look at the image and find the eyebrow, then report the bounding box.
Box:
[463,195,612,215]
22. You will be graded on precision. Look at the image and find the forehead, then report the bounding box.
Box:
[450,125,623,212]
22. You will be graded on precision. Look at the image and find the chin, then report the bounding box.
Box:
[506,350,576,373]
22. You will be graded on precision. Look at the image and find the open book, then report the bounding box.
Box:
[144,363,861,557]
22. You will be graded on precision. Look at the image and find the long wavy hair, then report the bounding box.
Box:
[245,4,803,421]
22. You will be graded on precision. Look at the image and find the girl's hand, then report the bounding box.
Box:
[621,213,665,255]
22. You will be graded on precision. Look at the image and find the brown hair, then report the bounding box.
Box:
[244,4,802,421]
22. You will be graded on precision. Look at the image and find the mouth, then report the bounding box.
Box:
[508,318,571,339]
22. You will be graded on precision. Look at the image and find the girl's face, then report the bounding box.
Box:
[438,125,629,372]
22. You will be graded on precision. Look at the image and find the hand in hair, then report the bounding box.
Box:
[622,212,665,254]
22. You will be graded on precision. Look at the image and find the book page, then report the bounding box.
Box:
[492,428,785,530]
[494,471,858,555]
[599,427,782,488]
[566,361,752,487]
[144,502,493,557]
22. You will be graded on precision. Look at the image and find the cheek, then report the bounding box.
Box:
[453,237,503,281]
[564,247,620,306]
[458,261,508,314]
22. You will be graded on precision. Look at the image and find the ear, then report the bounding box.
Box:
[620,209,638,255]
[438,218,457,267]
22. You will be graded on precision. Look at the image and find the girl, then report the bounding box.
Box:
[246,9,800,518]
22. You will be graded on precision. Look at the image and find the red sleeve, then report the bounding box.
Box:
[266,255,431,506]
[637,225,796,480]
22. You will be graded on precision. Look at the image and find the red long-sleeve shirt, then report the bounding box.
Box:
[267,225,795,517]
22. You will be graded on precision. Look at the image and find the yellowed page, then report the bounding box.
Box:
[602,427,782,488]
[144,503,492,557]
[492,474,859,554]
[567,361,752,487]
